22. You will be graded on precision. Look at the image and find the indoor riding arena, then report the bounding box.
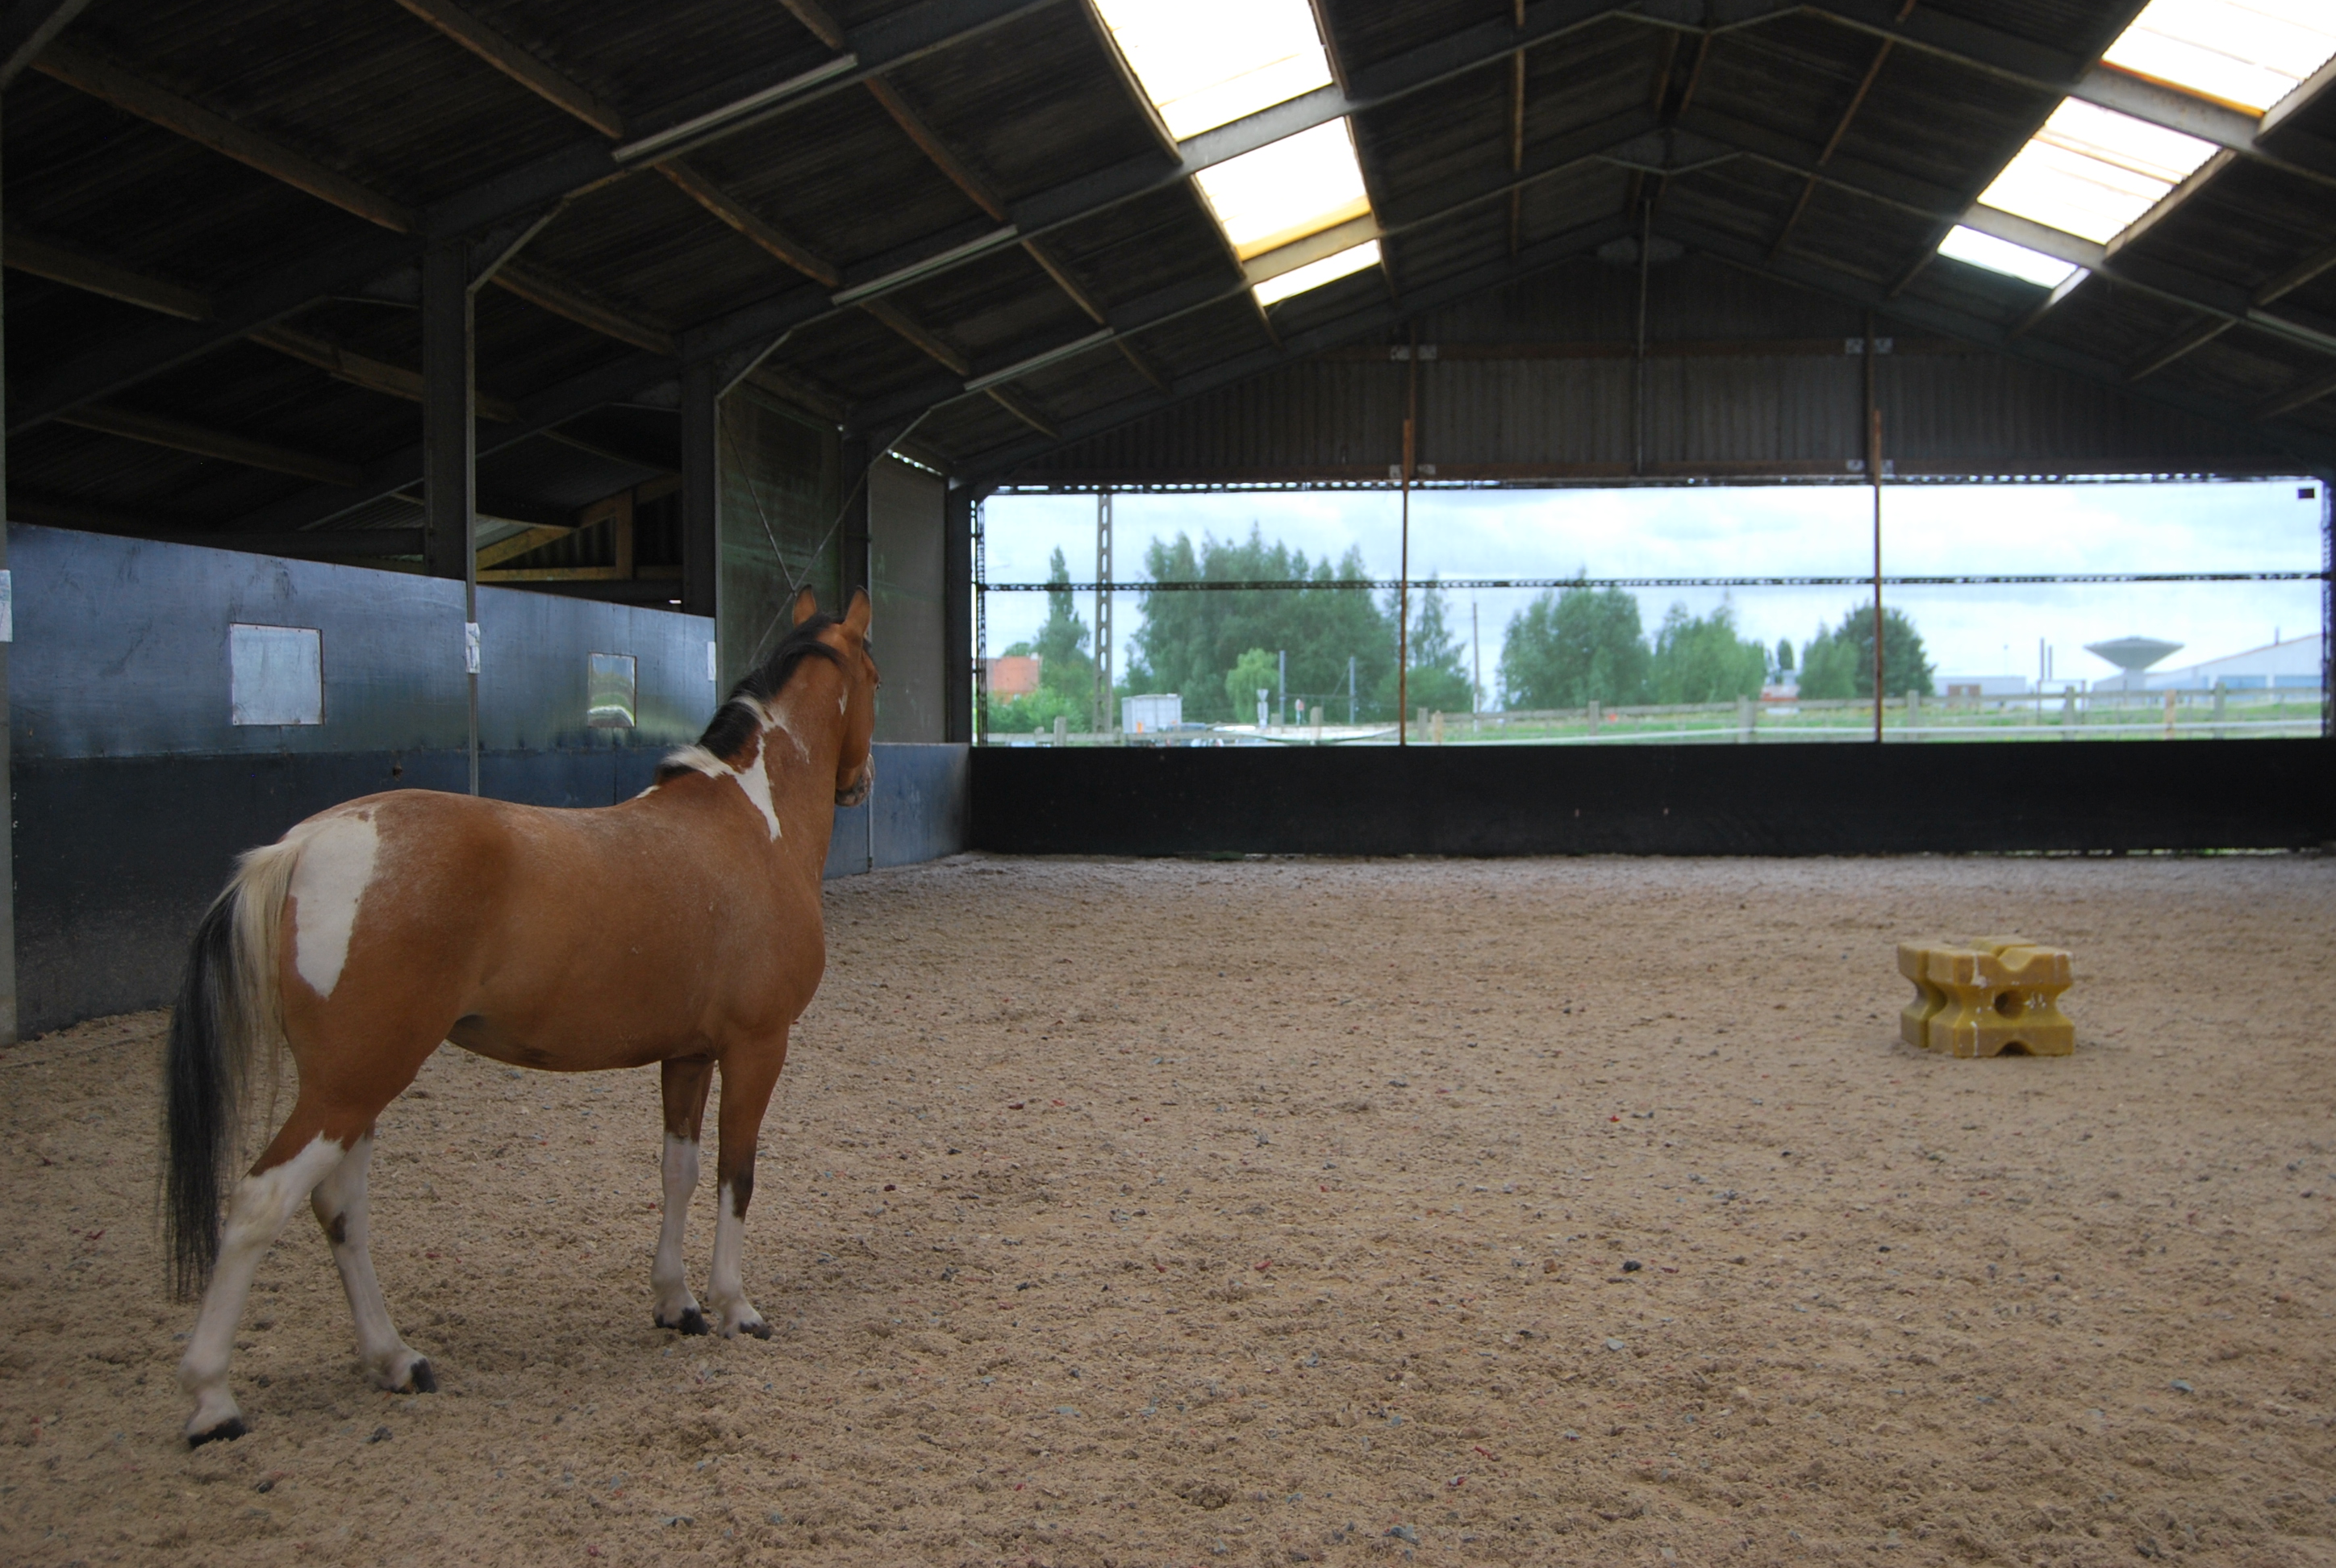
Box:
[1,2,2331,1566]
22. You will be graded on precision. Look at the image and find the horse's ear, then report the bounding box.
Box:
[790,587,819,626]
[843,587,871,637]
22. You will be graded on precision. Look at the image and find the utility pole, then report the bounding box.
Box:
[1277,648,1286,728]
[1399,326,1417,747]
[1094,490,1113,735]
[1348,654,1357,726]
[1471,599,1482,717]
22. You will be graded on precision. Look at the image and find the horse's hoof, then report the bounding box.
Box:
[403,1360,438,1394]
[187,1416,248,1449]
[741,1319,773,1341]
[677,1307,711,1337]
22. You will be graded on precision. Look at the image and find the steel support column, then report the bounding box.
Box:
[680,361,718,619]
[0,122,17,1043]
[420,240,478,794]
[944,481,977,743]
[839,436,872,607]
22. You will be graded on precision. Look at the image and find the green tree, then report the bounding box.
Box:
[1224,648,1278,723]
[1379,578,1474,715]
[1797,605,1934,699]
[1124,528,1395,724]
[982,685,1091,734]
[1496,580,1650,709]
[1775,637,1795,677]
[1649,599,1769,705]
[1031,547,1095,707]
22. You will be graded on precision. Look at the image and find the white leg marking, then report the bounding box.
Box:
[707,1181,768,1339]
[289,812,379,997]
[311,1135,432,1392]
[653,1133,705,1328]
[178,1134,347,1441]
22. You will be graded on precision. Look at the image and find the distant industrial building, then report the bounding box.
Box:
[2142,635,2322,690]
[1121,693,1182,732]
[1936,675,2030,698]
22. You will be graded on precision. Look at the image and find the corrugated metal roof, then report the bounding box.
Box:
[4,0,2330,545]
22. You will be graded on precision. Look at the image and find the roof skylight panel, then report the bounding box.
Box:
[1253,240,1382,305]
[1936,226,2085,290]
[1191,119,1374,261]
[2099,0,2336,115]
[1091,0,1335,140]
[1973,99,2217,244]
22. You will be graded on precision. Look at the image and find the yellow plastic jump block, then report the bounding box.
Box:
[1897,936,2075,1058]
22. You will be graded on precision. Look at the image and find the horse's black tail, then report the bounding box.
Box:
[161,835,301,1299]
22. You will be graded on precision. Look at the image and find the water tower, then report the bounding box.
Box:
[2083,636,2183,691]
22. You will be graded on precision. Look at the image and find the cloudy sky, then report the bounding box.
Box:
[980,477,2325,697]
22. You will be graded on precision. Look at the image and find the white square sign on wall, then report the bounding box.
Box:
[228,623,323,726]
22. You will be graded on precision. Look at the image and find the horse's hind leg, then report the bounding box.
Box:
[311,1133,435,1394]
[707,1037,787,1339]
[178,1122,349,1445]
[653,1057,715,1335]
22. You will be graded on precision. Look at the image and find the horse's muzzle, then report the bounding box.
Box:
[836,757,874,807]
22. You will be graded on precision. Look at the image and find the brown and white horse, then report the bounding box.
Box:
[161,589,877,1446]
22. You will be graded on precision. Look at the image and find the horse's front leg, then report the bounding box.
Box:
[707,1032,788,1339]
[653,1057,715,1335]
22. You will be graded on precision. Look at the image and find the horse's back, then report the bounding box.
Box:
[273,784,819,1065]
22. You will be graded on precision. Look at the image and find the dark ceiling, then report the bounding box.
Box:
[5,0,2334,554]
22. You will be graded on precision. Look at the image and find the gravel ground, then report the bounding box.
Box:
[2,851,2331,1568]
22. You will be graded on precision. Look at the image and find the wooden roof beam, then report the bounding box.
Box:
[0,233,532,417]
[1791,1,2336,192]
[2255,365,2336,421]
[865,74,1007,222]
[14,1,1646,434]
[1770,27,1896,261]
[961,214,1640,482]
[861,297,973,376]
[490,261,676,356]
[844,111,1663,434]
[392,0,624,137]
[248,323,521,422]
[56,402,365,487]
[1116,338,1171,393]
[4,231,211,318]
[33,41,415,230]
[985,385,1058,439]
[776,0,846,50]
[658,161,841,287]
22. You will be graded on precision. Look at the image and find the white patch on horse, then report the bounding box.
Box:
[732,735,782,839]
[660,744,732,778]
[837,693,849,715]
[289,811,379,997]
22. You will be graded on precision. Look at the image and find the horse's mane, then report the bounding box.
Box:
[657,613,845,782]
